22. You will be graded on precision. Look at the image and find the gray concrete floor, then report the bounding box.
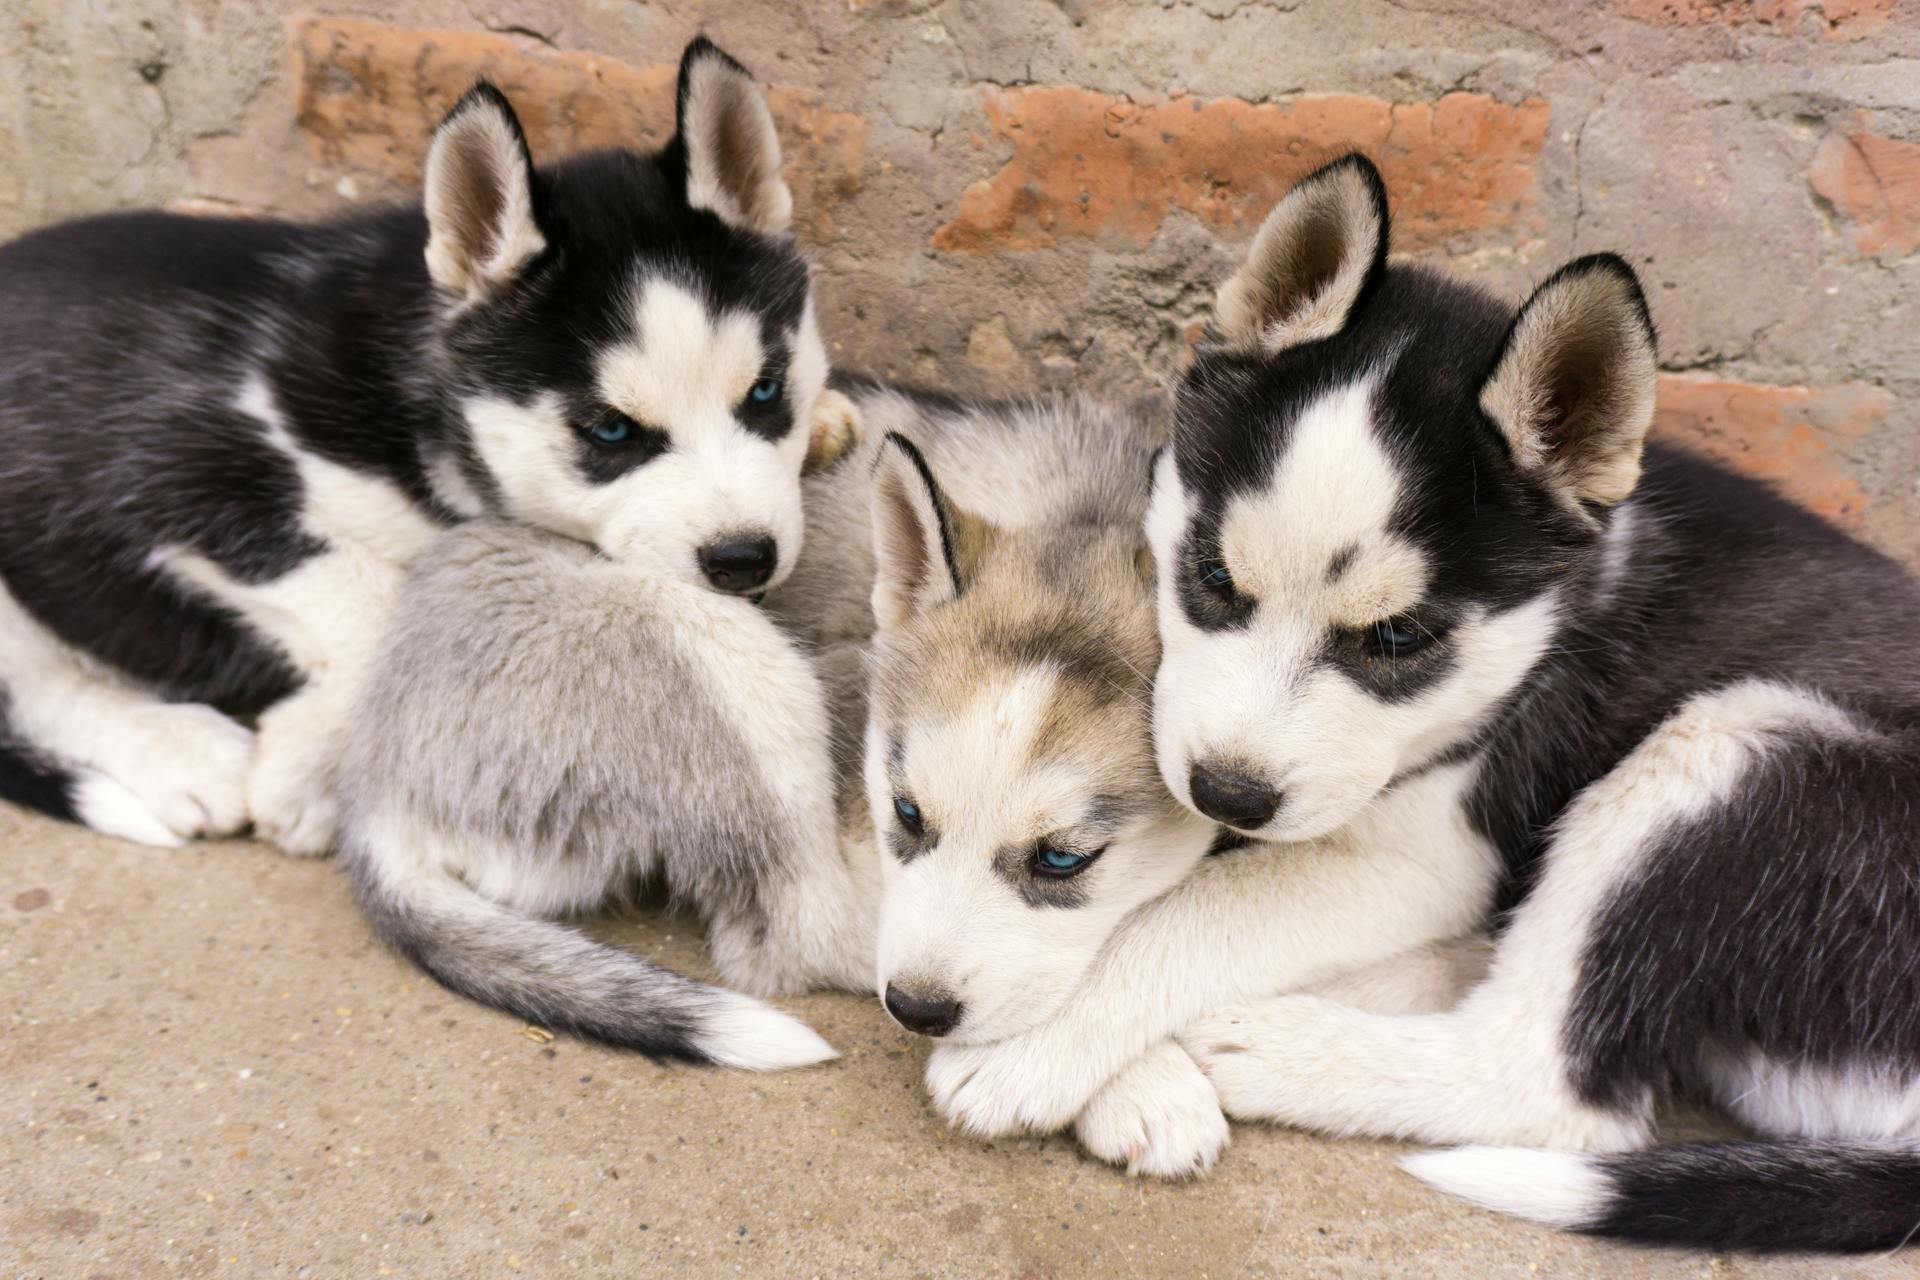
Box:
[2,805,1902,1279]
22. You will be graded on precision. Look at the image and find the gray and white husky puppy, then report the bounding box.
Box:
[0,38,839,856]
[341,380,1307,1138]
[925,155,1920,1251]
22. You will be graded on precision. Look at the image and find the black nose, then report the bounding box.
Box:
[1188,762,1281,830]
[697,534,777,592]
[883,983,963,1038]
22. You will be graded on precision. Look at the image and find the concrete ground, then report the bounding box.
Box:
[1,805,1903,1280]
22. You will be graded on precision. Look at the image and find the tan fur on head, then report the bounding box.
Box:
[681,48,793,235]
[804,389,863,475]
[1480,257,1658,511]
[424,86,546,305]
[1213,155,1387,354]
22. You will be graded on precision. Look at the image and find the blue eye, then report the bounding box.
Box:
[589,415,633,445]
[1198,558,1234,594]
[893,795,922,835]
[749,377,782,405]
[1033,844,1095,877]
[1374,618,1426,656]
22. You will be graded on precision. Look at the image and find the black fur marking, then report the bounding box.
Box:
[1583,1142,1920,1254]
[0,72,810,729]
[1325,543,1358,581]
[1319,615,1459,705]
[572,407,671,484]
[1567,724,1920,1109]
[1174,521,1256,633]
[0,705,79,824]
[880,432,963,601]
[1205,828,1256,857]
[734,356,795,443]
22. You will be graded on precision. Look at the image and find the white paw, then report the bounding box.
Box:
[925,1035,1098,1138]
[77,702,253,844]
[1181,1000,1310,1120]
[1074,1041,1229,1179]
[246,716,340,857]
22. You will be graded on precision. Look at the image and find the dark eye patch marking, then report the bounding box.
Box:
[572,403,670,483]
[734,348,794,443]
[1176,522,1255,632]
[885,732,935,864]
[992,843,1093,909]
[1322,607,1459,703]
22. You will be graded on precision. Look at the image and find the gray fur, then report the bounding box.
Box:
[339,520,869,1066]
[339,379,1172,1067]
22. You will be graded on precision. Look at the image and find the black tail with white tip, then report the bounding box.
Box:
[1405,1141,1920,1254]
[347,846,835,1072]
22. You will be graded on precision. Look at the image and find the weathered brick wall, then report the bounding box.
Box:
[4,1,1915,561]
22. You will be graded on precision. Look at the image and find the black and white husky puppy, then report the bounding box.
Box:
[0,39,841,856]
[1138,156,1919,1252]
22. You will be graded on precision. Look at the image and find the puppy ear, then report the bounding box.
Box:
[1480,254,1658,509]
[675,37,793,235]
[423,83,546,304]
[870,433,972,631]
[1212,153,1389,354]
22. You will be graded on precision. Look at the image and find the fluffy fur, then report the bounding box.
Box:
[343,382,1267,1105]
[1140,154,1920,1253]
[0,38,827,855]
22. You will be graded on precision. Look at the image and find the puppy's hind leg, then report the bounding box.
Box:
[0,578,251,846]
[665,610,876,998]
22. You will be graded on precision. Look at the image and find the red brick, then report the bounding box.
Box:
[1652,374,1890,528]
[1811,127,1920,258]
[288,18,867,240]
[932,87,1549,254]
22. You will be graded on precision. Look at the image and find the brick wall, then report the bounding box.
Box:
[4,0,1915,562]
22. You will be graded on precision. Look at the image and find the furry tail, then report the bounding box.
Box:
[347,846,835,1071]
[1404,1141,1920,1254]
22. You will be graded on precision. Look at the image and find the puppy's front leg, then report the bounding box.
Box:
[927,773,1497,1139]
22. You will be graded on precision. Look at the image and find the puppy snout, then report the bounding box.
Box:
[697,532,778,593]
[1187,760,1282,831]
[883,982,963,1038]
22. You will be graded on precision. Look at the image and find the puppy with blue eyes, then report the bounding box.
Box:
[921,155,1920,1255]
[339,380,1304,1148]
[0,38,849,856]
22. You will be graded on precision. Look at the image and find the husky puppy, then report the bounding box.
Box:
[339,516,876,1070]
[1128,155,1916,1252]
[0,39,836,856]
[340,381,1260,1140]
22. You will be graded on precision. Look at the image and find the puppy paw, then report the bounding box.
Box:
[925,1035,1097,1138]
[76,702,253,844]
[803,388,862,474]
[245,707,342,857]
[1075,1041,1229,1179]
[1181,1000,1317,1121]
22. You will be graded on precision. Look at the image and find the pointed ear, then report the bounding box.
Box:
[871,433,968,631]
[1212,153,1389,354]
[423,83,546,304]
[1481,254,1658,510]
[675,37,793,235]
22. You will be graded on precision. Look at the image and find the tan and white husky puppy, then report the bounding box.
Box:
[344,382,1268,1171]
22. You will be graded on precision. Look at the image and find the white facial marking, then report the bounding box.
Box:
[871,667,1200,1044]
[1152,375,1559,840]
[461,277,819,589]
